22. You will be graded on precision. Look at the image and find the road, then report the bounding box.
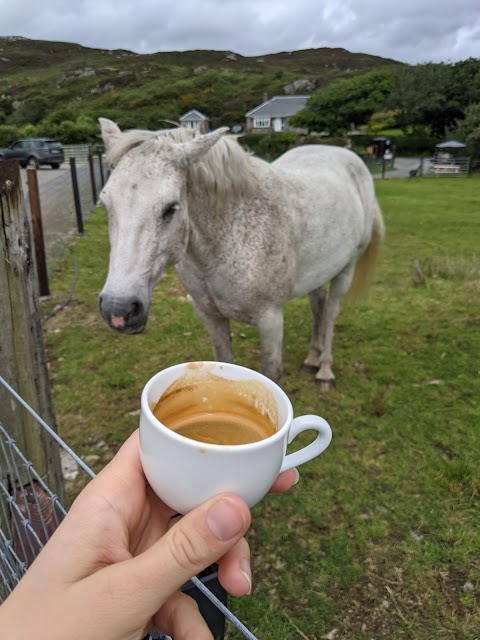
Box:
[20,162,104,274]
[372,156,433,179]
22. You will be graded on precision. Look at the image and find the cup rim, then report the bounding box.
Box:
[141,361,294,451]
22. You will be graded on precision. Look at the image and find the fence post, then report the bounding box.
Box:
[69,157,84,234]
[97,147,105,188]
[26,167,49,297]
[0,160,65,501]
[88,152,97,204]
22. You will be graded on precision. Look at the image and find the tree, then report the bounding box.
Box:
[448,58,480,109]
[466,128,480,162]
[366,110,399,134]
[449,102,480,162]
[387,62,480,136]
[289,68,396,134]
[450,102,480,140]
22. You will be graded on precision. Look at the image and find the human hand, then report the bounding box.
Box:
[0,430,297,640]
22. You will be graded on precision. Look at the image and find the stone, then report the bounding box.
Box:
[284,79,316,95]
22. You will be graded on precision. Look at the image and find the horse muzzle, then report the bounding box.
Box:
[99,294,148,334]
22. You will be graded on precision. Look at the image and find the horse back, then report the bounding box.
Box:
[270,145,381,295]
[273,144,371,183]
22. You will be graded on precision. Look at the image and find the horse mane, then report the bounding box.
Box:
[105,127,258,207]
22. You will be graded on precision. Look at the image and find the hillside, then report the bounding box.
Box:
[0,36,401,131]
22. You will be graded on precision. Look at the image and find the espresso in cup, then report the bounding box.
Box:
[152,366,278,445]
[140,361,332,513]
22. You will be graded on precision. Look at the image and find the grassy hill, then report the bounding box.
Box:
[0,36,401,133]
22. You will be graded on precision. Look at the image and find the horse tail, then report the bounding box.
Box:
[348,201,385,301]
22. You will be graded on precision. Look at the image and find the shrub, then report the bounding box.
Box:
[239,132,299,160]
[349,133,442,156]
[239,133,356,160]
[0,125,21,147]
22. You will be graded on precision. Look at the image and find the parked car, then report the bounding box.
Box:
[230,124,243,134]
[0,138,64,169]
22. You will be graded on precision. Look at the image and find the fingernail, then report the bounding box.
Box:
[207,498,246,541]
[292,468,300,485]
[240,558,252,595]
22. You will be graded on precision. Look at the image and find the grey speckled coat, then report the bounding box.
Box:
[98,119,384,387]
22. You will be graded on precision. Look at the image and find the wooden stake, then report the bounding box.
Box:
[0,160,64,500]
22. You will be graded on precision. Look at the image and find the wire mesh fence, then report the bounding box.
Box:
[0,376,257,640]
[0,423,66,602]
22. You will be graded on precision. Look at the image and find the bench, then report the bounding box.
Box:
[431,164,460,175]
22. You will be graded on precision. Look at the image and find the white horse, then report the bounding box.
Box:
[98,118,384,389]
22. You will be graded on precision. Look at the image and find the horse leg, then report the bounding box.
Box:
[257,307,284,382]
[301,286,327,374]
[316,262,356,391]
[191,303,234,363]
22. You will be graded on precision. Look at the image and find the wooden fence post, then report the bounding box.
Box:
[0,160,64,501]
[26,166,49,297]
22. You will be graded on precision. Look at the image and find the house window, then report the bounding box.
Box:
[254,117,270,128]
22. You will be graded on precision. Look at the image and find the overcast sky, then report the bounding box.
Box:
[1,0,479,65]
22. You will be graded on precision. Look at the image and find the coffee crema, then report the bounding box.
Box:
[152,368,278,446]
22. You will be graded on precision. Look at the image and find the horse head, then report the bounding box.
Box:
[97,118,228,333]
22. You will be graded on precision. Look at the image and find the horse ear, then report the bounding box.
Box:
[180,127,230,165]
[99,118,122,150]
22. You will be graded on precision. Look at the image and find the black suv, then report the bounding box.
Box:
[0,138,65,169]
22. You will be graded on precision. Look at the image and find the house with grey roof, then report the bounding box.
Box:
[179,109,210,134]
[245,96,309,133]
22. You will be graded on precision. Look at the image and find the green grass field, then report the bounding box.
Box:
[42,176,480,639]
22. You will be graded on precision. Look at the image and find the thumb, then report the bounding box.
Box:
[107,493,250,612]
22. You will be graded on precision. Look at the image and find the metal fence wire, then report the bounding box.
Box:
[0,377,257,639]
[0,423,66,600]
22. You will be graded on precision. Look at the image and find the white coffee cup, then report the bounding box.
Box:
[139,362,332,514]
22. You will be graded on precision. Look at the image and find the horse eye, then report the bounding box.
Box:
[162,203,178,222]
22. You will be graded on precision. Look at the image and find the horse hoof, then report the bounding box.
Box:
[300,364,318,375]
[316,378,335,391]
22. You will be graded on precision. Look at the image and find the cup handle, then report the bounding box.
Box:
[279,415,332,473]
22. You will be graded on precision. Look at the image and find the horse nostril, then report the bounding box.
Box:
[99,294,146,331]
[128,298,144,321]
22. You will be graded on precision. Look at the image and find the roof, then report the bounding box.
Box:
[179,109,209,122]
[246,96,309,118]
[436,140,466,148]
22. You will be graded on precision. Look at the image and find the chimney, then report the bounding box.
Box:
[262,91,268,103]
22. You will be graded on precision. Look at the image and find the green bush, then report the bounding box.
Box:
[239,132,299,160]
[0,124,21,147]
[350,133,442,156]
[393,135,442,155]
[296,135,349,147]
[239,133,351,160]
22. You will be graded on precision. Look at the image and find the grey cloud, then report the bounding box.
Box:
[0,0,478,63]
